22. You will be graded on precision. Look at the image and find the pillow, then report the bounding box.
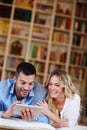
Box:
[0,118,55,130]
[57,125,87,130]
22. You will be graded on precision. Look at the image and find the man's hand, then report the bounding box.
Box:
[21,108,34,121]
[2,101,21,118]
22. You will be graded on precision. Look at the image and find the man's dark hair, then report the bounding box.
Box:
[15,62,36,77]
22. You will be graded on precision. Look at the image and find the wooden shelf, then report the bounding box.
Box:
[0,0,87,123]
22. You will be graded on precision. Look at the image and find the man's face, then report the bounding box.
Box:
[15,72,35,100]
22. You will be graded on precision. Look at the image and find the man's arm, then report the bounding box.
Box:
[1,101,21,118]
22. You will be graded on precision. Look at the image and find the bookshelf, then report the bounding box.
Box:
[81,69,87,125]
[0,0,87,124]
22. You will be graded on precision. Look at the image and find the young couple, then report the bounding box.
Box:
[0,62,81,128]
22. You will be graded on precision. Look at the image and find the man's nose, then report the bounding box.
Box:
[24,84,30,90]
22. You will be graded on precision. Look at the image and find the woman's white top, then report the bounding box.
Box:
[50,94,81,126]
[59,94,80,126]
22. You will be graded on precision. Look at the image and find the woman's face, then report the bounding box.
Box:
[48,75,64,99]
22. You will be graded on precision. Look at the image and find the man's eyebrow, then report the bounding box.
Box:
[20,79,34,84]
[29,81,34,84]
[20,79,26,82]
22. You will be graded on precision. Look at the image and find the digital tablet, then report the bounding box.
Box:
[13,104,42,118]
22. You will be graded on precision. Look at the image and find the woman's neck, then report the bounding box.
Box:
[55,94,66,104]
[54,94,66,112]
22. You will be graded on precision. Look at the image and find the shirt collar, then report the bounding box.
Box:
[28,88,34,97]
[9,80,15,94]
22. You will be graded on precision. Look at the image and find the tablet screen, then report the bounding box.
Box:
[13,104,42,118]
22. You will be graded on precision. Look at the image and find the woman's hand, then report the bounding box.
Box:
[52,119,69,128]
[36,100,50,116]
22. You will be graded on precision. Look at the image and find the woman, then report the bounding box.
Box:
[36,69,81,128]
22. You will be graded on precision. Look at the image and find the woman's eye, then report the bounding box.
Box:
[56,84,60,87]
[48,83,52,86]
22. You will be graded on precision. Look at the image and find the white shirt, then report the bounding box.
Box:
[60,94,81,126]
[49,94,81,126]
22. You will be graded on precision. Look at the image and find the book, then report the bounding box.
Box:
[30,45,38,58]
[14,104,42,118]
[15,0,34,8]
[75,3,82,17]
[14,8,32,22]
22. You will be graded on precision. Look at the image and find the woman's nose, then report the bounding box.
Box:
[49,85,55,89]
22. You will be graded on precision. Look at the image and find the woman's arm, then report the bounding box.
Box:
[36,100,69,128]
[65,95,81,126]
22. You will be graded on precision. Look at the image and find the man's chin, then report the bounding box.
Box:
[21,93,28,98]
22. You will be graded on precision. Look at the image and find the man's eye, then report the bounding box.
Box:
[29,82,34,85]
[20,81,25,84]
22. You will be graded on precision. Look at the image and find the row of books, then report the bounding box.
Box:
[70,51,87,66]
[35,62,45,73]
[48,64,65,73]
[52,31,69,43]
[56,2,71,16]
[0,42,6,54]
[34,13,52,26]
[0,0,13,4]
[37,0,54,5]
[30,61,45,73]
[7,58,24,69]
[54,17,72,30]
[11,23,29,36]
[0,20,9,34]
[35,75,43,84]
[15,0,34,9]
[5,71,15,80]
[74,20,87,33]
[14,8,32,22]
[30,44,47,60]
[0,57,3,66]
[36,2,53,12]
[50,49,67,63]
[30,44,67,63]
[0,5,11,18]
[73,35,87,48]
[32,27,49,40]
[69,67,84,81]
[75,2,87,18]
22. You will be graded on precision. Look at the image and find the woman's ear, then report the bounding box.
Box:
[62,85,66,92]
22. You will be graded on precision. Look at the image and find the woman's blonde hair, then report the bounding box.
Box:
[45,69,79,115]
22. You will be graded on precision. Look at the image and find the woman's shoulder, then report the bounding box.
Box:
[74,94,81,101]
[67,94,80,103]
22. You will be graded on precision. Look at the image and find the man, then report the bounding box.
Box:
[0,62,48,123]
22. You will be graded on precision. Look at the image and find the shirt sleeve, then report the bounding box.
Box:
[0,100,4,118]
[32,114,49,123]
[66,95,81,126]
